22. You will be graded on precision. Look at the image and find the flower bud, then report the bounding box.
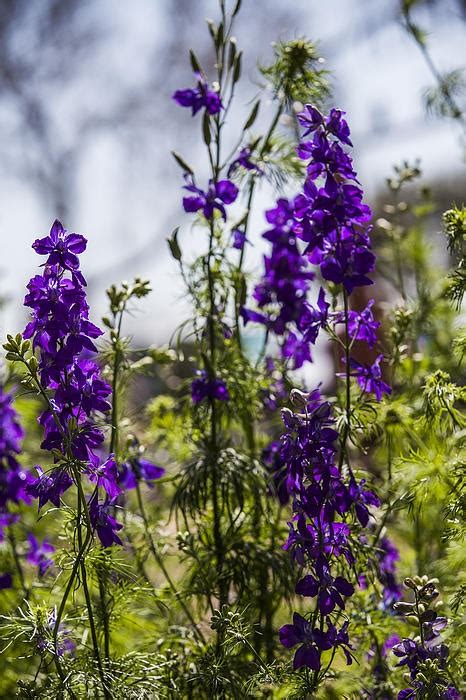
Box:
[404,577,417,590]
[290,389,310,408]
[393,602,415,614]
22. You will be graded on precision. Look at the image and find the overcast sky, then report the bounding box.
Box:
[0,0,464,347]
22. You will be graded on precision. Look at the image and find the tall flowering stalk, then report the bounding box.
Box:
[244,105,393,690]
[170,2,329,667]
[4,220,118,697]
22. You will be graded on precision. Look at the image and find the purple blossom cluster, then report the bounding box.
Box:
[22,220,121,546]
[0,388,31,587]
[0,388,30,516]
[393,616,460,699]
[243,105,391,401]
[191,370,230,404]
[242,105,394,673]
[278,390,381,670]
[358,534,402,610]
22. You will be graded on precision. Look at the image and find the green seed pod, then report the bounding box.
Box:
[404,577,417,589]
[407,615,419,626]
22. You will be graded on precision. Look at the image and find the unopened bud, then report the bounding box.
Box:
[290,389,309,408]
[393,602,415,614]
[404,577,417,590]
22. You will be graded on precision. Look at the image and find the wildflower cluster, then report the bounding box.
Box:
[243,106,390,399]
[0,2,463,697]
[0,388,30,588]
[242,105,394,680]
[392,577,460,699]
[10,220,121,547]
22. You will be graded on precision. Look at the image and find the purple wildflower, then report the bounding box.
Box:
[119,457,165,490]
[26,466,73,509]
[26,534,55,576]
[231,229,248,250]
[183,177,238,220]
[89,496,123,548]
[279,612,331,670]
[191,371,230,404]
[349,354,392,401]
[86,455,121,501]
[32,220,87,276]
[228,147,263,178]
[173,77,222,116]
[23,220,116,523]
[335,299,380,347]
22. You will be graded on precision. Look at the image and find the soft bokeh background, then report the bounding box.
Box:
[0,0,465,345]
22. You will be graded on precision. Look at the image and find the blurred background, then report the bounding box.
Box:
[0,0,465,346]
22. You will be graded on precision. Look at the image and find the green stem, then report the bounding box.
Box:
[338,288,352,472]
[8,525,28,600]
[135,481,206,644]
[207,220,227,612]
[234,103,284,347]
[73,468,110,699]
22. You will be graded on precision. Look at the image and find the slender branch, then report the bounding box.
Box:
[135,481,206,644]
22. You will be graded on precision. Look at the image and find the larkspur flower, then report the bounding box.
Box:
[0,387,32,514]
[265,105,394,678]
[377,536,402,607]
[231,229,248,250]
[279,612,331,671]
[335,299,380,348]
[85,454,120,501]
[191,371,230,404]
[183,176,238,220]
[26,466,73,509]
[89,496,123,548]
[26,534,55,576]
[227,146,263,177]
[350,355,391,401]
[23,222,116,498]
[119,456,165,490]
[173,76,222,116]
[32,220,87,277]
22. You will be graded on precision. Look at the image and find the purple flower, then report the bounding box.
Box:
[0,389,24,457]
[119,457,165,490]
[86,455,121,501]
[347,478,380,527]
[191,371,230,404]
[326,620,354,665]
[335,299,380,348]
[0,572,12,589]
[23,221,112,473]
[26,534,55,576]
[279,612,331,670]
[349,354,391,401]
[231,229,248,250]
[228,147,263,177]
[32,220,87,275]
[183,177,238,220]
[173,78,222,116]
[262,441,289,505]
[26,466,73,510]
[297,104,324,137]
[89,497,123,548]
[377,537,402,607]
[295,564,355,615]
[325,109,352,146]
